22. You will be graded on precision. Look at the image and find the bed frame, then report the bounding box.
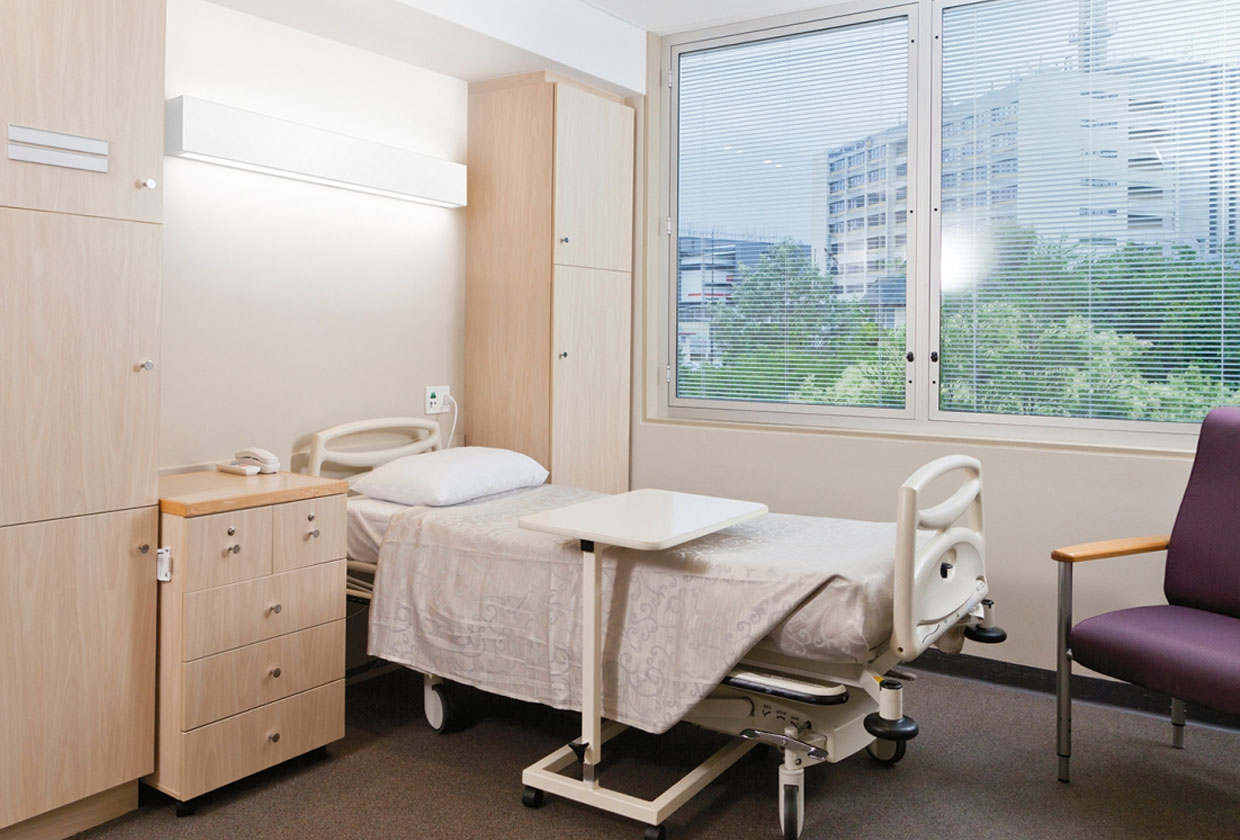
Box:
[306,416,441,600]
[306,418,1006,840]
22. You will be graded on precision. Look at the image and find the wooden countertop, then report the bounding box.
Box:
[159,470,349,517]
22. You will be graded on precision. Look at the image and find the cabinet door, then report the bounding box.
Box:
[0,508,158,829]
[0,0,165,223]
[550,266,631,493]
[0,209,161,527]
[552,85,634,273]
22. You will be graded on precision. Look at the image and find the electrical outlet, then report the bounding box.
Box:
[425,385,450,415]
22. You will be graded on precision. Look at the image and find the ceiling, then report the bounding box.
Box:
[581,0,843,35]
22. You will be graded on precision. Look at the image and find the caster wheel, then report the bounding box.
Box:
[521,786,544,809]
[425,682,452,733]
[174,800,196,818]
[866,738,907,765]
[643,825,666,840]
[781,783,802,840]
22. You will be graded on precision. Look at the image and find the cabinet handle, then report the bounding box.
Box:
[270,667,282,679]
[139,544,150,554]
[227,544,241,555]
[137,178,157,190]
[307,513,316,522]
[136,359,155,371]
[268,603,282,615]
[268,732,280,743]
[559,352,568,359]
[227,527,236,536]
[559,236,570,244]
[307,528,320,539]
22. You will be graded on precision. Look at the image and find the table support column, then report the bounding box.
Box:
[581,538,602,783]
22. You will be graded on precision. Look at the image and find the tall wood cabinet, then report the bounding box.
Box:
[465,73,635,494]
[0,1,165,837]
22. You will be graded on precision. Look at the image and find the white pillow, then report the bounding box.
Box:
[350,447,548,507]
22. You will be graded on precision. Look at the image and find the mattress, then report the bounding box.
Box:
[346,495,410,566]
[368,484,913,734]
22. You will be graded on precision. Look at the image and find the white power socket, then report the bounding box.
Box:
[425,385,450,415]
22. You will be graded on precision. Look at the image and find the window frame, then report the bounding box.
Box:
[658,0,1208,446]
[663,0,922,427]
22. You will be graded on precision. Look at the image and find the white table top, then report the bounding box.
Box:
[518,488,768,551]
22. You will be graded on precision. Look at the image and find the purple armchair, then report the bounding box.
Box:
[1052,406,1240,783]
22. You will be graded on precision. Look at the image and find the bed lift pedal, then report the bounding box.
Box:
[722,668,850,706]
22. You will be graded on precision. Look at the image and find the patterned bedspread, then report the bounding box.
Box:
[368,484,902,733]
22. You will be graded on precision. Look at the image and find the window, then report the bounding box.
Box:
[669,0,1240,432]
[938,0,1240,425]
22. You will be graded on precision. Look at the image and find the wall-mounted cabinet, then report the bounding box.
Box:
[0,0,165,223]
[465,73,634,494]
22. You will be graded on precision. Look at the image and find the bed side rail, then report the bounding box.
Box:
[307,416,441,477]
[891,455,988,660]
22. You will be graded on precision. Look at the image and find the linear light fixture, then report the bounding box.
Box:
[165,96,466,207]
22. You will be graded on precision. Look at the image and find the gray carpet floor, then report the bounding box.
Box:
[79,666,1240,839]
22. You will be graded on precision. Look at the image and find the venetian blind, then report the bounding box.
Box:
[938,0,1240,423]
[674,15,911,410]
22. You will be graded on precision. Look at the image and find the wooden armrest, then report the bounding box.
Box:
[1051,535,1170,563]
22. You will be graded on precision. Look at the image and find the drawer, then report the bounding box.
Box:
[179,680,344,801]
[181,621,345,730]
[182,560,345,660]
[183,506,273,592]
[273,495,345,573]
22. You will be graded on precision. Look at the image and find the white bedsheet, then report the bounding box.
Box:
[368,484,908,734]
[346,495,410,566]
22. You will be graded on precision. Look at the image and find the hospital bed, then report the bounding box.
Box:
[307,417,1006,840]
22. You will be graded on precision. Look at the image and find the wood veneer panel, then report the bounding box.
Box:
[0,509,157,828]
[0,209,161,527]
[0,0,165,223]
[464,81,555,467]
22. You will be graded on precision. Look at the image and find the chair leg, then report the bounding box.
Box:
[1170,698,1186,749]
[1056,562,1073,783]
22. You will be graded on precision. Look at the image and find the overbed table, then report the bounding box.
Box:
[518,488,768,837]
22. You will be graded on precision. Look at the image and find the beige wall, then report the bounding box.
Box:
[629,32,1195,672]
[160,0,468,469]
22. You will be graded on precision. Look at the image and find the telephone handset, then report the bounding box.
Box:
[217,447,281,475]
[236,447,280,473]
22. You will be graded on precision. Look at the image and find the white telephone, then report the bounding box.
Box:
[218,447,281,476]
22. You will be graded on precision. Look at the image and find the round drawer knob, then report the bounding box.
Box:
[229,544,241,555]
[308,528,320,539]
[269,603,282,615]
[560,236,570,244]
[270,667,282,679]
[269,732,280,743]
[137,359,155,371]
[139,544,150,554]
[307,513,316,522]
[227,527,236,536]
[137,178,158,190]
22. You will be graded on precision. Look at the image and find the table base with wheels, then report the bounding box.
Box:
[521,720,757,840]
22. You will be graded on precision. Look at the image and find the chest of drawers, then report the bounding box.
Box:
[144,471,348,805]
